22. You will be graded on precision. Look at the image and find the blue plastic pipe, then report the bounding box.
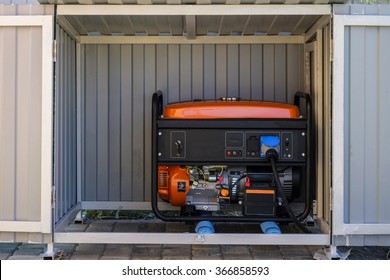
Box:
[195,221,215,234]
[260,221,281,234]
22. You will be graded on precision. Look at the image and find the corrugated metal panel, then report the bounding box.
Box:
[64,14,321,36]
[54,26,77,224]
[81,43,304,202]
[0,27,43,241]
[334,3,390,16]
[36,0,348,4]
[0,0,39,4]
[0,5,53,244]
[344,25,390,246]
[0,4,54,15]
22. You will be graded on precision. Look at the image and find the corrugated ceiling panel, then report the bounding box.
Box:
[64,14,321,36]
[35,0,347,4]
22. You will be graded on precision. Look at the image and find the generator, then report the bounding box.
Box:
[152,91,313,232]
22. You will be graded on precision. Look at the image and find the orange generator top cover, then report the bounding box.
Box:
[163,99,300,119]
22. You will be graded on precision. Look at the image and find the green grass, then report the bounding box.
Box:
[84,210,179,220]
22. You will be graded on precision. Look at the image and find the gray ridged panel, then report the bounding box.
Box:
[0,25,42,240]
[81,44,304,202]
[35,0,348,4]
[0,4,54,16]
[334,3,390,16]
[0,3,53,244]
[344,26,390,245]
[54,26,77,223]
[0,0,39,3]
[63,14,323,37]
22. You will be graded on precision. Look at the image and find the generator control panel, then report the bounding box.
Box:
[157,128,306,164]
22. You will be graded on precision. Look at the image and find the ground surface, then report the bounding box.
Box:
[1,219,389,260]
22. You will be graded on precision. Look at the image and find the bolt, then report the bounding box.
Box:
[302,132,306,136]
[158,153,162,157]
[302,153,306,157]
[203,206,208,210]
[158,132,162,136]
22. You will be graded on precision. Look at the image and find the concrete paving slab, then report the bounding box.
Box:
[12,248,44,256]
[0,253,10,260]
[139,222,166,232]
[192,254,222,260]
[17,243,46,250]
[222,254,253,260]
[0,243,20,252]
[0,243,20,259]
[250,245,280,252]
[250,245,283,259]
[64,223,89,232]
[103,244,132,257]
[347,246,390,260]
[86,222,115,232]
[113,222,140,232]
[54,243,77,254]
[101,255,131,260]
[132,244,162,259]
[74,244,106,255]
[192,245,222,260]
[70,254,101,260]
[221,245,251,255]
[279,245,312,259]
[251,253,284,260]
[162,244,191,259]
[132,255,162,260]
[162,255,191,260]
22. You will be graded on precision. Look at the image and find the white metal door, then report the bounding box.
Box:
[0,16,53,234]
[333,15,390,237]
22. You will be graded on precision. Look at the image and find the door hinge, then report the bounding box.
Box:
[330,39,334,62]
[52,40,57,63]
[312,199,318,216]
[329,187,333,211]
[51,186,56,207]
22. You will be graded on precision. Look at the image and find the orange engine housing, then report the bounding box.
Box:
[163,99,300,119]
[158,165,189,206]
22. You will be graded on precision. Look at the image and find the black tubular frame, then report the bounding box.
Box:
[151,90,314,223]
[294,91,314,221]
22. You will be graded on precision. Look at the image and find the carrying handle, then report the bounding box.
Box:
[152,90,164,120]
[294,91,312,120]
[294,91,314,221]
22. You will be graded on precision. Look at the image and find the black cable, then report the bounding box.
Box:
[268,152,311,234]
[230,176,246,201]
[277,166,291,173]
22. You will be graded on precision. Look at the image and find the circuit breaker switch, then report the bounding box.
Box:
[175,140,183,156]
